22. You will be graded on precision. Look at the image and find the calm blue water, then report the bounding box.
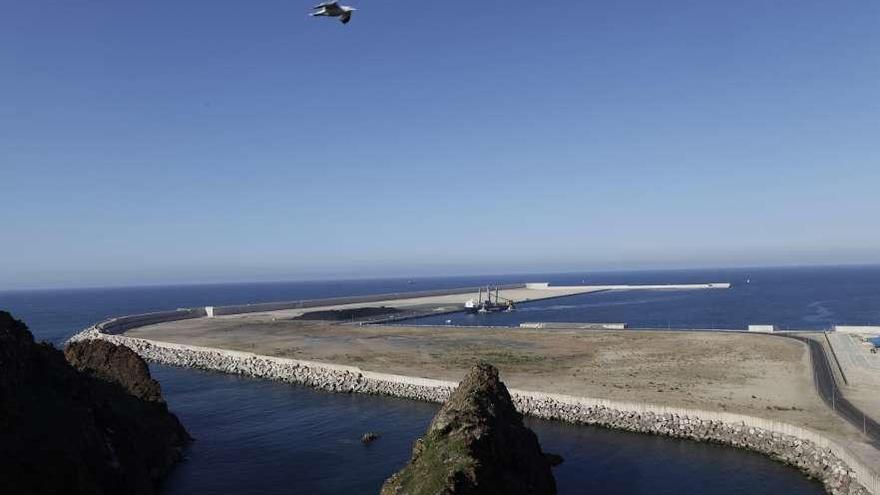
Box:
[5,266,875,494]
[410,266,880,330]
[152,366,822,495]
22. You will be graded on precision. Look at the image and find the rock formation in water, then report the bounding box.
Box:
[362,431,381,444]
[65,338,165,403]
[380,362,557,495]
[0,311,190,495]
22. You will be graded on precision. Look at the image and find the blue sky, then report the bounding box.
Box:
[2,1,879,289]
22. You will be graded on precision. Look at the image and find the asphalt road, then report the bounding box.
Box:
[783,334,880,448]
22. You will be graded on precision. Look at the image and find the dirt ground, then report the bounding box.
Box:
[127,317,878,451]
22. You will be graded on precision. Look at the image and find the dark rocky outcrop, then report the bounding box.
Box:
[361,431,381,444]
[381,363,556,495]
[65,339,165,403]
[0,311,190,495]
[544,453,564,467]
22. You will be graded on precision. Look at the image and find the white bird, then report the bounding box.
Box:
[311,1,356,24]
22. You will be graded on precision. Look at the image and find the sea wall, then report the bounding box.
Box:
[98,308,207,335]
[68,327,877,495]
[211,284,525,316]
[94,285,527,334]
[533,283,732,291]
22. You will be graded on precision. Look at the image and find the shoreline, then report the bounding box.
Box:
[69,326,877,495]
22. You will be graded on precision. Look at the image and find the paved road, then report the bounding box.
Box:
[783,334,880,448]
[827,332,880,374]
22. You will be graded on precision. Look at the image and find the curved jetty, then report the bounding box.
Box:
[66,283,880,495]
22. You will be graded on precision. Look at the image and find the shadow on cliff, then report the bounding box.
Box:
[0,311,190,495]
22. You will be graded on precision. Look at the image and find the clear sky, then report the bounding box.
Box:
[2,1,879,289]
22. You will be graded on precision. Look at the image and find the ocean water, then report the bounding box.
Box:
[5,265,876,494]
[409,266,880,330]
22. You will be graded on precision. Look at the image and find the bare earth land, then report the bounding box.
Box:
[127,315,879,467]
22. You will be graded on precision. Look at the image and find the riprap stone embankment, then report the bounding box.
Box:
[69,326,872,495]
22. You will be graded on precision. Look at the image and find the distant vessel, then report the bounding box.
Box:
[464,285,515,313]
[746,277,751,285]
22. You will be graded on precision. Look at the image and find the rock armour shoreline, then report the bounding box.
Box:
[69,327,875,495]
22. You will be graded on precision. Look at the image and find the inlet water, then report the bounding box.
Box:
[5,266,876,493]
[151,365,823,494]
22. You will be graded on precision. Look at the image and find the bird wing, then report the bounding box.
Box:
[340,11,352,23]
[313,1,338,9]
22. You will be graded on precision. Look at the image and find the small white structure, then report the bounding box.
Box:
[526,282,731,291]
[520,322,627,330]
[205,306,215,318]
[748,325,776,333]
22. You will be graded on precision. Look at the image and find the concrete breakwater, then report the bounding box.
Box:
[90,281,730,335]
[525,282,732,290]
[69,327,875,495]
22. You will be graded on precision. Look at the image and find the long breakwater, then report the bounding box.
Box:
[69,323,877,495]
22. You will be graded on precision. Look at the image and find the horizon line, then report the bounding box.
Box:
[2,261,879,294]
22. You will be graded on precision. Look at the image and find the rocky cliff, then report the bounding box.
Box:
[0,311,190,495]
[65,338,165,403]
[381,362,557,495]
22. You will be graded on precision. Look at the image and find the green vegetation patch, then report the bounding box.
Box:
[385,432,476,494]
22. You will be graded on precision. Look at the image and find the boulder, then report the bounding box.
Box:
[381,362,556,495]
[65,339,164,403]
[362,432,381,444]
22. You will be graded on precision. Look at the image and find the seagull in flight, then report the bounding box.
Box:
[311,1,356,24]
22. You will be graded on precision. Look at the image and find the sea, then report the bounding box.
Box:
[4,265,880,494]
